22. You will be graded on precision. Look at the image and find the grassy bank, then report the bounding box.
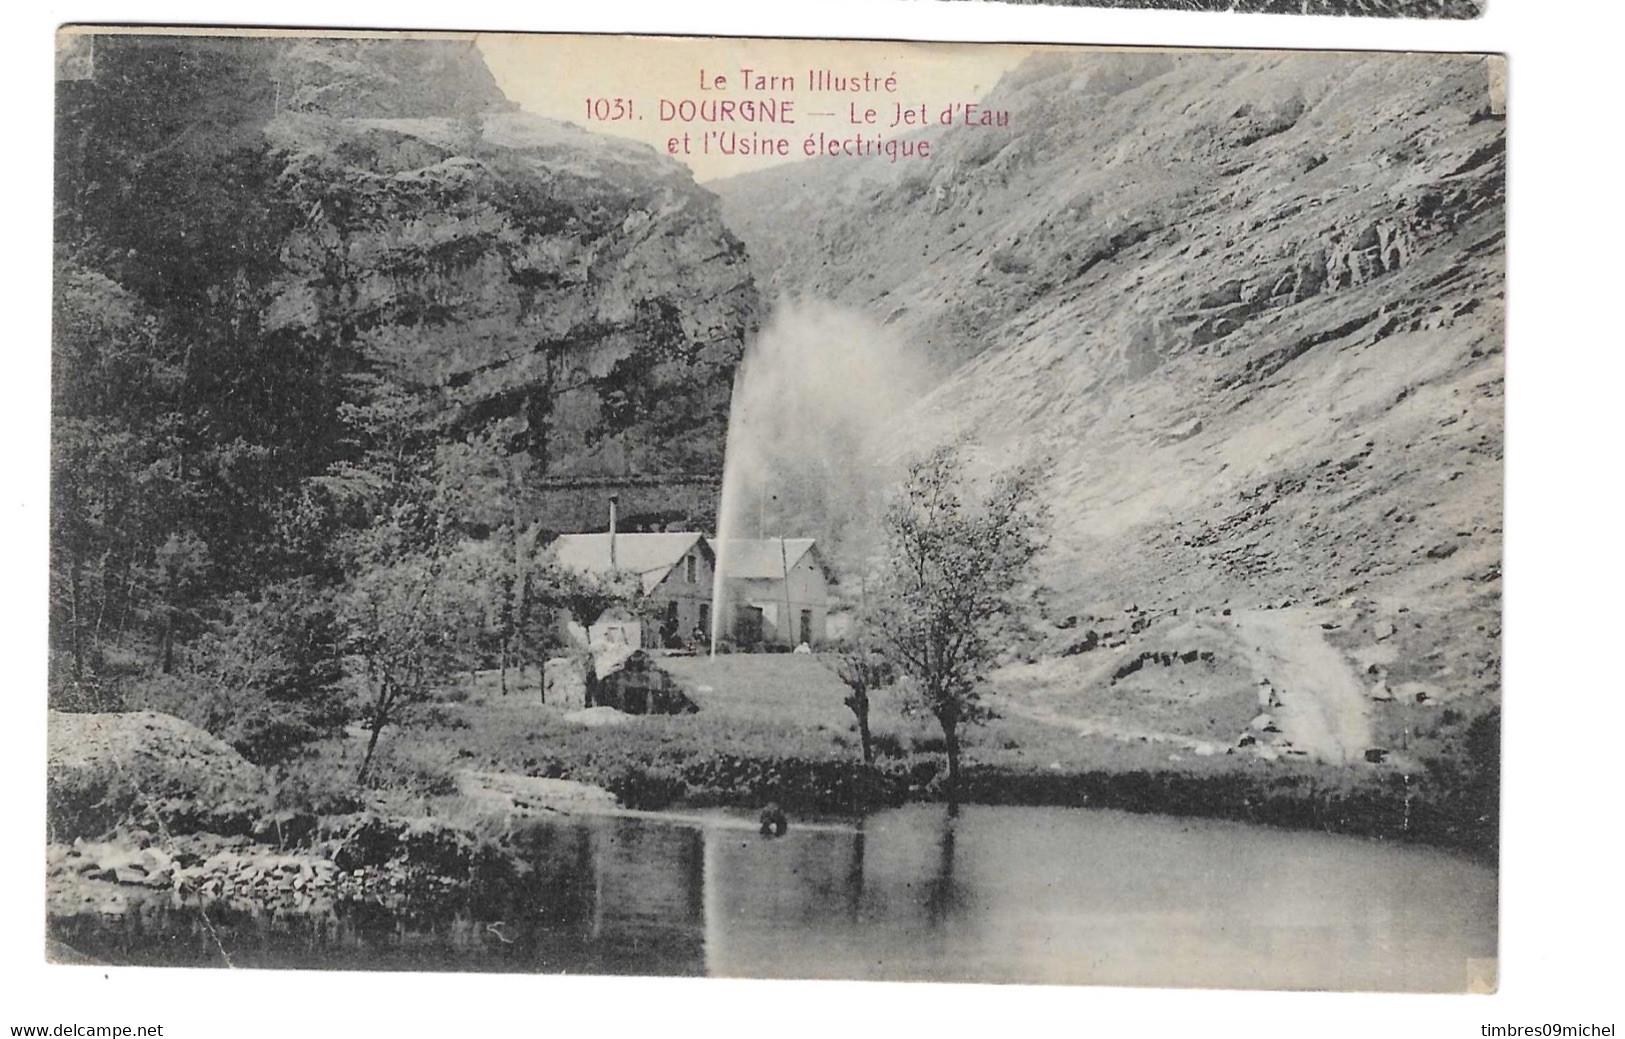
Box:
[337,670,1496,860]
[50,660,1494,883]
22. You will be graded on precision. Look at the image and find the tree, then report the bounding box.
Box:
[827,637,894,765]
[341,548,483,784]
[322,354,483,785]
[867,444,1050,802]
[544,561,642,707]
[49,260,195,704]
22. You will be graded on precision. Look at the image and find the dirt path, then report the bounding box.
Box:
[999,697,1229,757]
[1230,611,1373,765]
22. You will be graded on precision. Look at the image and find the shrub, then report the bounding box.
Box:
[870,732,906,758]
[323,812,407,871]
[272,758,366,817]
[418,703,471,730]
[602,765,687,811]
[46,754,269,842]
[358,740,460,798]
[911,734,947,754]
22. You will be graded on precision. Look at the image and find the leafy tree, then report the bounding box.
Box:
[318,340,476,783]
[827,637,894,765]
[867,444,1050,801]
[341,547,484,784]
[546,561,643,707]
[432,422,553,695]
[49,260,192,703]
[140,577,347,764]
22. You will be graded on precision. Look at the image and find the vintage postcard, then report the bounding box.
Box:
[49,28,1503,991]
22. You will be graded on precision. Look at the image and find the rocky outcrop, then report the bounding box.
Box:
[275,37,516,119]
[46,814,490,920]
[715,51,1503,705]
[261,44,756,479]
[48,710,261,788]
[59,33,756,490]
[47,711,267,841]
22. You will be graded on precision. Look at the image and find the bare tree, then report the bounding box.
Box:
[868,444,1049,802]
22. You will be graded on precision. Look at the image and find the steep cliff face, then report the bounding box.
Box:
[60,34,754,487]
[275,36,517,118]
[716,51,1503,736]
[265,38,755,480]
[262,105,754,479]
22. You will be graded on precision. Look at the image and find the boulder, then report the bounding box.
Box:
[595,651,695,715]
[456,771,618,815]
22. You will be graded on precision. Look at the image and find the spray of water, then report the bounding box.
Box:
[708,299,929,654]
[709,373,747,655]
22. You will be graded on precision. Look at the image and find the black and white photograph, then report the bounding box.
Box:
[44,27,1508,992]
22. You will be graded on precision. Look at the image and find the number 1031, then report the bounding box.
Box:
[585,98,636,122]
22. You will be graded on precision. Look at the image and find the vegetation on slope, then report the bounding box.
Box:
[51,35,754,764]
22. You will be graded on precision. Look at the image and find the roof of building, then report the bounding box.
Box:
[550,532,711,595]
[706,538,828,581]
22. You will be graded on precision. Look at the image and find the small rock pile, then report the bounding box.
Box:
[48,834,340,914]
[48,811,493,919]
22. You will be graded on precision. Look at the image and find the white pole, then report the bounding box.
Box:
[780,536,793,649]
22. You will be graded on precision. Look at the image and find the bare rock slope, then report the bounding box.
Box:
[716,51,1503,760]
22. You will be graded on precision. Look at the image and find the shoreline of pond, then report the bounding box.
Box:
[46,745,1496,946]
[47,797,1498,988]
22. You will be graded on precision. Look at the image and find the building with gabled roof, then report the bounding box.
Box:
[550,532,715,650]
[708,537,832,649]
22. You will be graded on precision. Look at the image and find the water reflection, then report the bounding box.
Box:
[50,805,1497,991]
[51,816,709,976]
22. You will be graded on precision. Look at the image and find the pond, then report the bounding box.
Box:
[49,804,1497,991]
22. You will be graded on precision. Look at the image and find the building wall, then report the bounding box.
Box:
[648,544,715,648]
[568,613,643,649]
[726,554,829,648]
[561,543,714,650]
[532,475,719,534]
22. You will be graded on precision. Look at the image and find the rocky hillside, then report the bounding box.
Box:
[260,104,754,479]
[275,36,518,118]
[58,34,753,487]
[716,51,1503,762]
